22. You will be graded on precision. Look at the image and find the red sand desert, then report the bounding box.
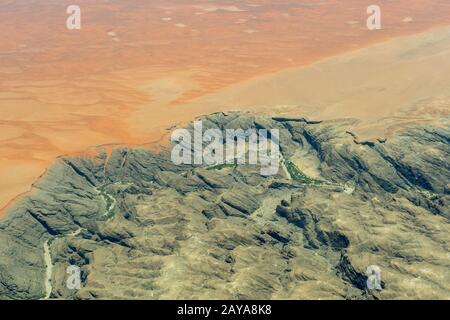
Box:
[1,0,450,215]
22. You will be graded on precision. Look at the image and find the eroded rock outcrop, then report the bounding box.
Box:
[0,112,448,300]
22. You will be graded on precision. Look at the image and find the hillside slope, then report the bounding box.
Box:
[0,112,448,299]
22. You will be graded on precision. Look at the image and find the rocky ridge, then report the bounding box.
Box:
[0,112,448,299]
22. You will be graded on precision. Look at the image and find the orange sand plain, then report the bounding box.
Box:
[1,0,450,215]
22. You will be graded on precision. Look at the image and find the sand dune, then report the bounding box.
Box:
[1,0,450,214]
[180,26,450,141]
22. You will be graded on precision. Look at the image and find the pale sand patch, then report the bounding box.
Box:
[235,19,248,24]
[243,29,259,34]
[199,5,246,13]
[177,26,450,141]
[107,31,119,41]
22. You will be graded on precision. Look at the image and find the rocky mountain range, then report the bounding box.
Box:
[0,112,448,300]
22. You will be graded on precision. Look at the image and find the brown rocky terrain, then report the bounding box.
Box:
[0,113,448,300]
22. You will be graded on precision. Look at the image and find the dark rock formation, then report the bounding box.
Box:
[0,112,448,300]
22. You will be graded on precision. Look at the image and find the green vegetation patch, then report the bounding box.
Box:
[285,160,325,185]
[97,185,116,221]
